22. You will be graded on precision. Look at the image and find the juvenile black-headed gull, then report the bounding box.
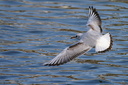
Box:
[44,6,112,66]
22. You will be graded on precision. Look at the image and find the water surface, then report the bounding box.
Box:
[0,0,128,85]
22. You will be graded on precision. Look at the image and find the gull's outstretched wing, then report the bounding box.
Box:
[87,6,102,32]
[44,42,92,66]
[95,33,112,53]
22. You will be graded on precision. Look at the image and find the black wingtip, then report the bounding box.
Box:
[89,6,99,17]
[44,64,62,66]
[43,62,64,66]
[89,6,93,8]
[89,6,96,11]
[43,63,56,66]
[88,6,102,32]
[44,64,58,66]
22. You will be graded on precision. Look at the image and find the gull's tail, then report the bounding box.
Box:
[95,33,112,53]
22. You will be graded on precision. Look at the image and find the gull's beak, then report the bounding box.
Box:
[70,36,76,39]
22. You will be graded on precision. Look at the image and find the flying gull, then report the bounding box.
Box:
[44,6,112,66]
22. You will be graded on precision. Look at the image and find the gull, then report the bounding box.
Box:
[44,6,112,66]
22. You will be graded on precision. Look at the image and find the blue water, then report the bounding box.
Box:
[0,0,128,85]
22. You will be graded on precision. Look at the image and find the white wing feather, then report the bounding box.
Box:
[44,42,92,66]
[87,6,102,32]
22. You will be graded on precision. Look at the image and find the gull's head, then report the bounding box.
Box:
[70,33,83,39]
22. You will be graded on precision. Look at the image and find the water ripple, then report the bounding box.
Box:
[0,0,128,85]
